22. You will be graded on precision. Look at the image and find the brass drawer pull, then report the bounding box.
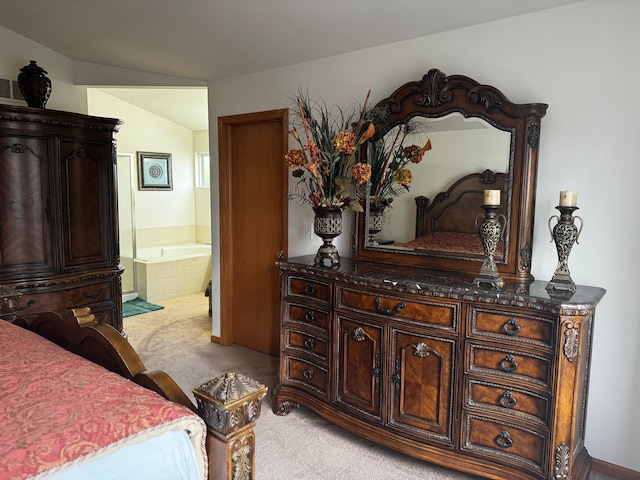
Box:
[499,390,517,409]
[495,431,513,449]
[502,317,521,336]
[500,354,518,373]
[374,297,406,315]
[304,338,315,350]
[303,368,313,380]
[304,284,316,295]
[304,311,316,323]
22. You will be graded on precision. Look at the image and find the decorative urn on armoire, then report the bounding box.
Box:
[17,60,52,108]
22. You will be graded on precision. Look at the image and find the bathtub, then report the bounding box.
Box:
[136,243,212,262]
[134,243,212,302]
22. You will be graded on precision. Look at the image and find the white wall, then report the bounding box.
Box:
[207,0,640,471]
[388,125,510,243]
[0,28,86,113]
[0,0,637,470]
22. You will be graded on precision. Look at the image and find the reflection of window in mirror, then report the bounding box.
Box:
[195,152,210,188]
[381,113,511,244]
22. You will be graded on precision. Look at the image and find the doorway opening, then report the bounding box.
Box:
[87,87,210,304]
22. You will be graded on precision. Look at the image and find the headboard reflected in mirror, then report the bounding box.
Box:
[354,68,548,283]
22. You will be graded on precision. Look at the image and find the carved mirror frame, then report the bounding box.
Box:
[353,69,548,283]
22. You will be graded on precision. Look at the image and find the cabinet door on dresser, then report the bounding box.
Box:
[389,328,455,445]
[59,139,115,270]
[334,315,384,420]
[0,135,55,278]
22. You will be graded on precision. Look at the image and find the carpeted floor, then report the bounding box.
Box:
[123,293,617,480]
[122,297,164,318]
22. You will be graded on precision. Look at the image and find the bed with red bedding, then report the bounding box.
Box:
[0,317,207,480]
[0,308,267,480]
[394,169,506,258]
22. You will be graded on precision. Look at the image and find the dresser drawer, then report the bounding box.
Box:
[285,276,330,305]
[284,356,328,398]
[466,378,550,425]
[336,285,456,330]
[285,329,328,361]
[462,413,547,473]
[467,344,552,389]
[284,303,329,333]
[470,307,555,350]
[16,281,113,316]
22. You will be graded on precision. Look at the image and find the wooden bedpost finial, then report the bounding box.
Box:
[193,373,267,480]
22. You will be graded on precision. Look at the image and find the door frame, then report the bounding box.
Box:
[218,108,289,346]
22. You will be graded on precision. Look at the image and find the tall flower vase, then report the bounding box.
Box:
[367,205,385,245]
[312,206,343,267]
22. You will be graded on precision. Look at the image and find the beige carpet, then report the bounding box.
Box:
[124,293,615,480]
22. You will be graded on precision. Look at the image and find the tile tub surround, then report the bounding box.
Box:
[135,244,212,302]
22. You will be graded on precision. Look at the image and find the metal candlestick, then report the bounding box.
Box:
[546,205,583,293]
[473,205,506,289]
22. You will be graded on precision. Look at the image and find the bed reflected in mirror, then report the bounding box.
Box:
[367,112,511,252]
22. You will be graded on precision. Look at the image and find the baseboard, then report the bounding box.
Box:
[592,458,640,480]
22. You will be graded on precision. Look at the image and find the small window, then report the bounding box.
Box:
[196,152,210,188]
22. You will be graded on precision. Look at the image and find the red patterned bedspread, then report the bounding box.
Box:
[0,321,207,480]
[395,231,504,257]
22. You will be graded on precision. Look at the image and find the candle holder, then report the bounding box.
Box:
[546,205,583,293]
[473,205,506,289]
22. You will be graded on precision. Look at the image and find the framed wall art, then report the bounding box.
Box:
[137,152,173,190]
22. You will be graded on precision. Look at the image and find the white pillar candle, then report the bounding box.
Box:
[559,190,577,207]
[483,189,501,206]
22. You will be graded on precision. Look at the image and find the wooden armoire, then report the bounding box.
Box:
[0,104,123,331]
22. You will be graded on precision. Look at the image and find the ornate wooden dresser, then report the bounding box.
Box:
[274,256,605,480]
[274,68,605,479]
[0,104,123,330]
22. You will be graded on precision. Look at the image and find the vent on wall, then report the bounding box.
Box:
[0,77,26,104]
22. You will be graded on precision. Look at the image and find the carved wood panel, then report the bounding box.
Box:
[60,141,113,269]
[0,136,54,276]
[389,329,455,443]
[335,316,383,419]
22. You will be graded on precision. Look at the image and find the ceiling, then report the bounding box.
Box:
[0,1,582,130]
[97,87,209,132]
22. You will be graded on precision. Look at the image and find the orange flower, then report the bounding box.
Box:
[305,163,322,185]
[285,149,306,167]
[334,131,357,155]
[306,141,322,163]
[402,139,431,164]
[360,122,376,143]
[393,168,412,186]
[351,162,371,185]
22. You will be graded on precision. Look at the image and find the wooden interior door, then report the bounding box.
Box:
[218,109,288,356]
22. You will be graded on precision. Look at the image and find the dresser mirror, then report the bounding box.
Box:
[354,68,548,283]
